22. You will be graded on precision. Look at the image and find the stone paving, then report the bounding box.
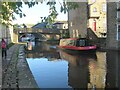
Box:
[2,44,39,89]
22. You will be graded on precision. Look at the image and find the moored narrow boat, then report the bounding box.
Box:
[57,38,97,54]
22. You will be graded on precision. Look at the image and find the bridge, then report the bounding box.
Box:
[12,28,61,43]
[18,28,60,34]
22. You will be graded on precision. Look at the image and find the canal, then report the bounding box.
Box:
[25,41,119,89]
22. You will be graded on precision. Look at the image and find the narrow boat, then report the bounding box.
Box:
[57,38,97,54]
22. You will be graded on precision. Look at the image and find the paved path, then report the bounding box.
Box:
[2,44,38,89]
[2,44,20,88]
[0,48,2,89]
[2,44,19,82]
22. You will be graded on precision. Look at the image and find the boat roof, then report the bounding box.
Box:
[64,38,86,40]
[67,38,77,40]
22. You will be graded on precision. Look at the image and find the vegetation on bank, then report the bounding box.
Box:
[7,43,14,49]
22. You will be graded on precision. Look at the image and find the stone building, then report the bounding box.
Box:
[68,2,88,38]
[0,24,11,44]
[88,0,107,38]
[53,21,68,29]
[68,1,120,50]
[53,21,69,38]
[88,0,120,49]
[106,2,120,50]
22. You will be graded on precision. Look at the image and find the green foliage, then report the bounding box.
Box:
[7,43,14,49]
[40,1,79,28]
[0,0,79,26]
[0,1,38,25]
[41,0,58,28]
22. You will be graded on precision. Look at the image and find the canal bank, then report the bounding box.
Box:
[2,44,39,89]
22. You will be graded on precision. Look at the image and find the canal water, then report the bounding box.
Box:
[26,41,119,89]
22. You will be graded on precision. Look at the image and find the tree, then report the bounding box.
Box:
[0,0,79,26]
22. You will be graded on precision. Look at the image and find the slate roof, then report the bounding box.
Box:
[53,22,64,25]
[32,22,47,29]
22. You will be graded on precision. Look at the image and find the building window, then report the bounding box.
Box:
[91,0,96,3]
[102,3,106,12]
[117,1,120,10]
[117,2,120,21]
[117,25,120,40]
[93,7,97,12]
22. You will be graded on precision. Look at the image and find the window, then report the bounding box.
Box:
[102,3,106,12]
[79,40,85,46]
[91,0,96,3]
[117,2,120,22]
[117,2,120,10]
[117,25,120,40]
[93,7,97,12]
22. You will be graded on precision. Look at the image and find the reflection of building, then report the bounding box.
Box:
[26,50,60,60]
[88,52,106,88]
[59,50,91,88]
[26,42,60,59]
[59,50,79,66]
[105,51,119,88]
[59,50,108,89]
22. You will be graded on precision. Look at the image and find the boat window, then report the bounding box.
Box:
[59,39,76,46]
[67,40,76,46]
[79,40,85,46]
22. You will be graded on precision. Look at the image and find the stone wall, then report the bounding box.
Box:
[0,24,11,44]
[68,2,88,38]
[12,30,18,43]
[106,2,120,50]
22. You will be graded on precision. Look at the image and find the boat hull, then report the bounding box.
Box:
[57,45,96,55]
[58,38,97,54]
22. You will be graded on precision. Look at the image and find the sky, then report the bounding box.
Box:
[13,1,68,25]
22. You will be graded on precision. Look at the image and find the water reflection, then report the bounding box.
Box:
[59,50,91,88]
[88,52,107,89]
[26,42,60,59]
[27,58,69,88]
[26,42,119,89]
[105,50,119,89]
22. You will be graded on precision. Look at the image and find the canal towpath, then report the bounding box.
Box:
[2,44,39,89]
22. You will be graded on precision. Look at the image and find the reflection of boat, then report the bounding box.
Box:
[26,41,35,50]
[59,50,97,66]
[59,49,97,88]
[57,38,96,53]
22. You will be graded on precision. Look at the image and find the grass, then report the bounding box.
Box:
[7,43,14,49]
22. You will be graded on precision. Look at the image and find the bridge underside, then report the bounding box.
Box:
[18,32,60,42]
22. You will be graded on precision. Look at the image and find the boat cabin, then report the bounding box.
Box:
[59,38,90,47]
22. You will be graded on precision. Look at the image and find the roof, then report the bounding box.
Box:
[32,22,47,29]
[61,38,87,40]
[53,22,64,25]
